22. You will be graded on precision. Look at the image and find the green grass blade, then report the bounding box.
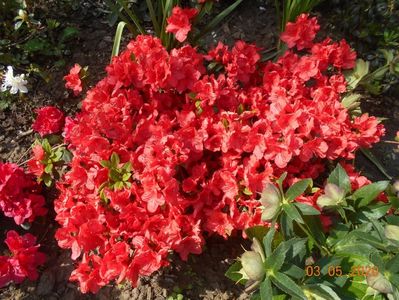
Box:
[146,0,160,36]
[193,0,243,42]
[105,0,137,34]
[111,21,127,62]
[115,0,145,34]
[360,148,392,180]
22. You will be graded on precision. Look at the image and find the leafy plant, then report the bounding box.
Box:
[106,0,243,53]
[227,164,399,299]
[0,0,79,81]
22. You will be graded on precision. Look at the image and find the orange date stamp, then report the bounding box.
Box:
[305,265,379,277]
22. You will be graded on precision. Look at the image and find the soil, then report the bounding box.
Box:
[0,1,398,300]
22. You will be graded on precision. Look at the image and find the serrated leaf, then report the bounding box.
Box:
[327,164,351,193]
[294,202,320,215]
[285,179,312,202]
[353,181,389,208]
[271,272,306,300]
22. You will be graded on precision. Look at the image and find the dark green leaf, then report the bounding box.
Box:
[280,213,294,239]
[303,284,341,300]
[387,254,399,273]
[60,26,79,43]
[193,0,243,41]
[353,181,389,208]
[358,204,391,221]
[294,202,320,215]
[280,264,305,280]
[266,238,305,272]
[328,164,351,193]
[23,38,45,52]
[246,226,269,242]
[360,148,392,180]
[225,261,244,283]
[271,272,306,300]
[282,203,304,224]
[285,179,312,202]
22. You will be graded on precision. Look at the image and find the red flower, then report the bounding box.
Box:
[0,231,46,288]
[166,6,198,42]
[27,144,45,177]
[32,106,65,137]
[281,13,320,50]
[64,64,83,96]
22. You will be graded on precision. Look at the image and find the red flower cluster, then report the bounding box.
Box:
[0,163,47,225]
[0,230,46,287]
[54,14,384,293]
[166,6,198,42]
[32,106,65,137]
[64,64,83,96]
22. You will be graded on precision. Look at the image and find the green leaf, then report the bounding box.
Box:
[122,173,131,181]
[44,163,53,174]
[353,181,389,208]
[23,38,46,52]
[266,238,305,272]
[193,0,243,42]
[360,148,392,180]
[246,226,269,242]
[41,139,52,153]
[282,203,304,224]
[60,26,79,43]
[280,264,305,280]
[285,179,312,202]
[280,213,294,239]
[387,254,399,274]
[327,164,351,193]
[357,204,390,221]
[294,202,320,215]
[260,278,273,300]
[303,284,342,300]
[110,152,120,167]
[111,21,127,62]
[344,59,369,90]
[276,172,287,193]
[225,261,245,283]
[271,272,306,300]
[100,160,111,168]
[263,226,276,258]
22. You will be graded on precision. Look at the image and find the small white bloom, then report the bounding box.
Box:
[1,66,28,94]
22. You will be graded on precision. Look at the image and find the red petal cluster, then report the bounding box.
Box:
[54,15,384,293]
[0,163,47,225]
[64,64,83,96]
[0,231,46,288]
[27,144,45,178]
[166,6,198,42]
[32,106,65,137]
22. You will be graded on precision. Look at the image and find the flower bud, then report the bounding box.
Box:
[260,183,282,221]
[366,272,393,294]
[384,224,399,242]
[317,183,345,209]
[240,251,265,282]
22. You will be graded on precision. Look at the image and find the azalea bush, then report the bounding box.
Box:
[227,164,399,299]
[49,13,388,294]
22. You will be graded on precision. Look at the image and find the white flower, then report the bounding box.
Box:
[1,66,28,94]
